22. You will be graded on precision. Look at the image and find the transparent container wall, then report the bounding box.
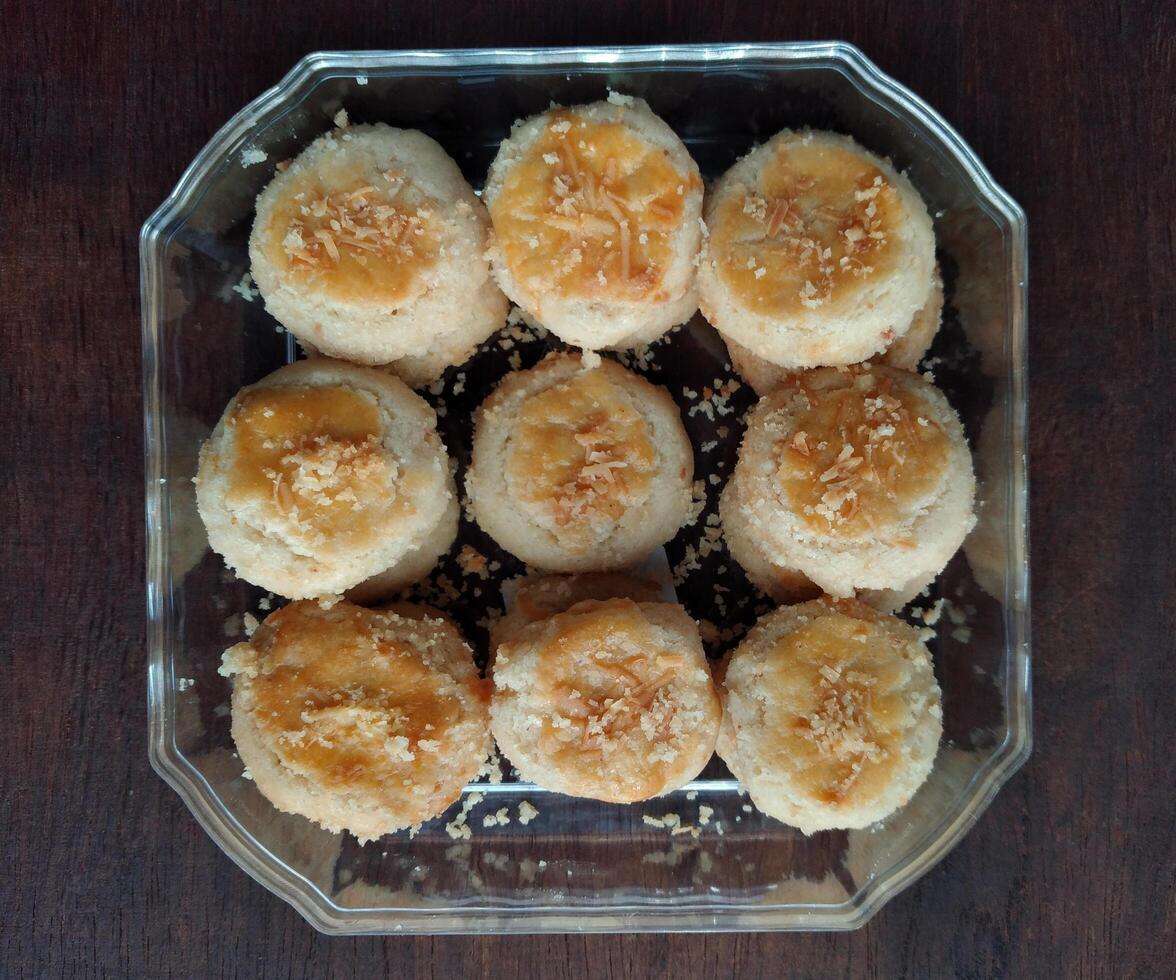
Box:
[145,49,1028,932]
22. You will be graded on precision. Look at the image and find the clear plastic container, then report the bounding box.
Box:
[141,43,1029,934]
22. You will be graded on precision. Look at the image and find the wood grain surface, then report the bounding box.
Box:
[2,2,1173,977]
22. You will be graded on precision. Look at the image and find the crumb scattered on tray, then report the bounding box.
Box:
[445,792,484,840]
[482,807,511,828]
[232,271,260,302]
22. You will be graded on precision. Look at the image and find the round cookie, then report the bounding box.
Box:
[491,597,720,802]
[721,364,975,603]
[249,123,507,385]
[723,266,944,395]
[483,94,704,350]
[466,353,694,572]
[716,598,942,834]
[221,600,491,841]
[698,129,936,369]
[195,359,454,599]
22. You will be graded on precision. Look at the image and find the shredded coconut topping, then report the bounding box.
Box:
[280,178,431,274]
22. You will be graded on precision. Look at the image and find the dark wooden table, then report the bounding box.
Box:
[4,2,1173,977]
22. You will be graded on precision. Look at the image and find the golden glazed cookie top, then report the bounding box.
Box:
[489,109,701,303]
[223,601,488,804]
[254,159,443,306]
[750,607,918,808]
[504,367,658,551]
[774,368,952,539]
[707,136,907,319]
[719,599,942,830]
[494,598,719,802]
[221,384,424,557]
